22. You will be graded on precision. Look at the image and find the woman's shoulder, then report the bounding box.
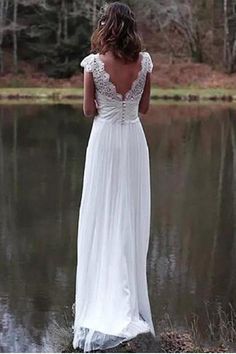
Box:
[141,51,153,73]
[80,53,97,72]
[141,50,151,56]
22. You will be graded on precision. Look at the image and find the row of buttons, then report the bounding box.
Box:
[121,101,126,124]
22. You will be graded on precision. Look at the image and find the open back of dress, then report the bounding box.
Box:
[72,51,155,352]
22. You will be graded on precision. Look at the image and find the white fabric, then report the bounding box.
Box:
[72,51,155,352]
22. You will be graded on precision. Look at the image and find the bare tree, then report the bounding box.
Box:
[70,0,104,27]
[224,0,236,73]
[170,0,203,62]
[0,0,9,73]
[10,0,33,73]
[134,0,204,62]
[12,0,18,73]
[63,0,68,41]
[92,0,97,31]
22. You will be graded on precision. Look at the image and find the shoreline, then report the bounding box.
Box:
[61,330,233,353]
[0,87,236,102]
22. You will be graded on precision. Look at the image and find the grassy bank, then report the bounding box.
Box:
[151,87,236,101]
[0,87,236,102]
[42,301,236,353]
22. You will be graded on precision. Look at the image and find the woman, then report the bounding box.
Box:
[72,2,155,352]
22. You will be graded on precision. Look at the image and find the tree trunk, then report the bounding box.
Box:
[61,0,68,41]
[0,1,4,73]
[223,0,235,73]
[57,4,62,45]
[0,0,9,74]
[232,38,236,72]
[92,0,97,31]
[13,0,18,74]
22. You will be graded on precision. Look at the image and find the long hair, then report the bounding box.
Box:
[90,2,143,63]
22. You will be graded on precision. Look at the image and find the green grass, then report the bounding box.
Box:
[0,86,236,102]
[151,86,236,97]
[0,87,83,96]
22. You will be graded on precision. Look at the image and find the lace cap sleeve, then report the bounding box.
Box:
[145,52,154,73]
[80,53,95,72]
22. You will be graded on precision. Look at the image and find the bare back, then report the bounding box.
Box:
[98,52,143,98]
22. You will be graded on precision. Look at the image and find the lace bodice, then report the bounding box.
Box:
[80,51,153,102]
[80,51,153,124]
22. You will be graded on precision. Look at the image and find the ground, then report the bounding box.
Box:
[62,330,233,353]
[1,53,236,93]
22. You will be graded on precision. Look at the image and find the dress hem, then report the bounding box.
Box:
[72,320,153,352]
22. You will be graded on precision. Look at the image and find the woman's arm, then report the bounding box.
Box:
[83,71,98,117]
[138,72,151,115]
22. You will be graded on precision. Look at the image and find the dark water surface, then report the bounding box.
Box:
[0,103,236,352]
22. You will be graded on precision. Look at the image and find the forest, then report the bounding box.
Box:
[0,0,236,85]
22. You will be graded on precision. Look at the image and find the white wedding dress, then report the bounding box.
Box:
[72,51,155,352]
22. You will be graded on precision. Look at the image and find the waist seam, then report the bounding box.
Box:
[95,116,140,124]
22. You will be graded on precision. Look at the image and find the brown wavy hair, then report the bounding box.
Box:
[90,2,143,63]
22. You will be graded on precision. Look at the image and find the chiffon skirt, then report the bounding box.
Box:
[72,116,155,352]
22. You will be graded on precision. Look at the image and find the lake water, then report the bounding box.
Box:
[0,103,235,352]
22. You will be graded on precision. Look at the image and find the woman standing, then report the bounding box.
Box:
[72,2,155,352]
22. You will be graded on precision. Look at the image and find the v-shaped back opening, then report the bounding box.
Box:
[97,52,145,101]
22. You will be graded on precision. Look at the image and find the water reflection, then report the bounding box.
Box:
[0,105,91,352]
[145,105,236,334]
[0,103,235,351]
